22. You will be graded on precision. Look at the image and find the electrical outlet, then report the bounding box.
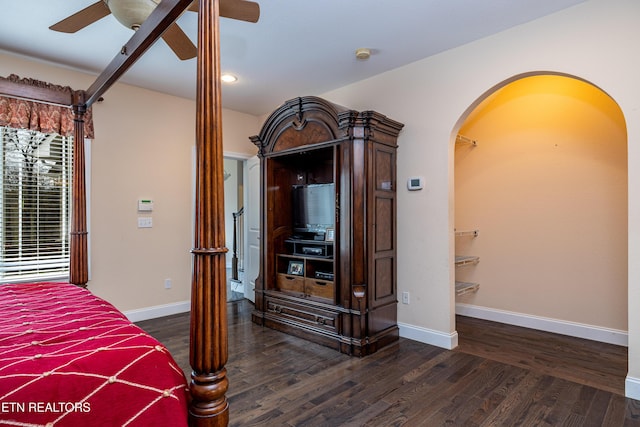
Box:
[402,291,410,304]
[164,278,172,289]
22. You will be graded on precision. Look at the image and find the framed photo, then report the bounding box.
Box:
[288,260,304,276]
[325,228,335,242]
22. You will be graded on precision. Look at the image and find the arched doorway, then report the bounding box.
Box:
[453,73,627,343]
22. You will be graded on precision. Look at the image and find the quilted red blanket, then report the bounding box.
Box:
[0,282,189,427]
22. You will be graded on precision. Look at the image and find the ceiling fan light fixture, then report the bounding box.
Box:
[105,0,160,30]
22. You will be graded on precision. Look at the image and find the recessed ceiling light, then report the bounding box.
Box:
[221,73,238,83]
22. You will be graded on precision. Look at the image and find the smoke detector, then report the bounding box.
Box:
[355,48,371,60]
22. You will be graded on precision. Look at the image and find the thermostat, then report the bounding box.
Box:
[407,177,424,191]
[138,199,154,212]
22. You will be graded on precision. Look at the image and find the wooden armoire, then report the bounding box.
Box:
[250,96,404,356]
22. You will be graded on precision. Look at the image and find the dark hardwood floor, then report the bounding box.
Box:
[137,300,640,426]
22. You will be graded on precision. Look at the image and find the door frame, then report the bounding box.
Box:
[223,151,255,302]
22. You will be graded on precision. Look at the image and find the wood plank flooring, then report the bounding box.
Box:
[455,315,628,397]
[137,300,640,426]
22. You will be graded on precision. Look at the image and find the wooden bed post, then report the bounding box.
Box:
[189,0,229,426]
[70,93,89,288]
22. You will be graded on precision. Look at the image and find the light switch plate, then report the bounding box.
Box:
[138,217,153,228]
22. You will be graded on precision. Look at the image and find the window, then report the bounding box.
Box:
[0,127,73,282]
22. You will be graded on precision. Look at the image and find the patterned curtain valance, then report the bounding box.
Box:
[0,74,94,139]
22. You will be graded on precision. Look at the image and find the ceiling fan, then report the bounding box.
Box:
[49,0,259,60]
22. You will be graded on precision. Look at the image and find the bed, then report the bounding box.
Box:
[0,282,189,427]
[0,0,244,426]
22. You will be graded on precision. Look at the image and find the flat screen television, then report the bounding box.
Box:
[292,183,335,234]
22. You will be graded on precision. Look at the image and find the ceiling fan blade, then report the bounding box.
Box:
[188,0,260,23]
[49,1,111,33]
[162,23,197,60]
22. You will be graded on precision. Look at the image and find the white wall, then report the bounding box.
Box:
[323,0,640,397]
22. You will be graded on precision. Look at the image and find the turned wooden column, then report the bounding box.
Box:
[189,0,229,426]
[69,95,88,288]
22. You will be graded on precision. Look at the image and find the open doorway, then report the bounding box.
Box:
[224,157,245,302]
[453,74,628,345]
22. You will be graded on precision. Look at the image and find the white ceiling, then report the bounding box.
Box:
[0,0,586,116]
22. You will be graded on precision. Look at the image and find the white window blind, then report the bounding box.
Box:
[0,127,73,282]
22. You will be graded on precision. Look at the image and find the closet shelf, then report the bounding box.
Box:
[455,255,480,266]
[455,281,479,296]
[455,229,479,237]
[456,134,478,146]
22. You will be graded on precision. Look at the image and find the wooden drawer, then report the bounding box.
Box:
[265,296,339,334]
[304,278,334,301]
[276,273,304,294]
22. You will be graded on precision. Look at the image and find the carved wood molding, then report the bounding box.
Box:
[250,96,405,156]
[250,96,351,156]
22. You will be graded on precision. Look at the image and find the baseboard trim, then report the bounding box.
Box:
[456,303,628,347]
[626,376,640,400]
[398,322,458,350]
[124,300,191,323]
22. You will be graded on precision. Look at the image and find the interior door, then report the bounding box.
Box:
[244,155,260,303]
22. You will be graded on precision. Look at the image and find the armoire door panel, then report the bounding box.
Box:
[375,148,394,191]
[374,256,394,301]
[375,197,394,252]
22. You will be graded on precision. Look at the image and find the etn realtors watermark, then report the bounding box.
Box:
[1,401,91,413]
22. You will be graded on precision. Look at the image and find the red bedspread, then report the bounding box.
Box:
[0,282,189,427]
